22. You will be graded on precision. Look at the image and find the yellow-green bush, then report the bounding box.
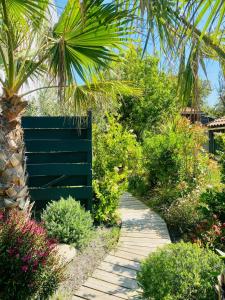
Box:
[93,115,142,224]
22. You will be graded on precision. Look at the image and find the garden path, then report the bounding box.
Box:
[73,192,171,299]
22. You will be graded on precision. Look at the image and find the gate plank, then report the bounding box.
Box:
[27,163,91,176]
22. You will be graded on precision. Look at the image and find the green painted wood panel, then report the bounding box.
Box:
[29,187,92,201]
[28,175,87,187]
[26,152,87,164]
[27,163,91,176]
[25,139,91,152]
[24,128,88,140]
[22,113,92,211]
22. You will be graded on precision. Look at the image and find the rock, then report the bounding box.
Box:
[56,244,77,266]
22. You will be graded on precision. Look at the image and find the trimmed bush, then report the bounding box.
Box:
[0,209,62,300]
[42,197,93,249]
[137,242,223,300]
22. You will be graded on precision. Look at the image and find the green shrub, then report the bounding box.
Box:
[115,45,179,139]
[200,188,225,222]
[128,174,148,196]
[93,172,122,225]
[143,116,209,189]
[137,242,223,300]
[164,190,203,234]
[42,197,93,249]
[93,115,142,224]
[215,133,225,183]
[0,209,62,300]
[192,216,225,251]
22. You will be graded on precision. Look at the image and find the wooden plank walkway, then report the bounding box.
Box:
[73,192,171,299]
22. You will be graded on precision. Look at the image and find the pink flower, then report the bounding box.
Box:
[33,260,38,267]
[22,255,32,263]
[0,212,4,220]
[32,261,39,272]
[17,237,23,244]
[7,248,16,256]
[21,265,28,272]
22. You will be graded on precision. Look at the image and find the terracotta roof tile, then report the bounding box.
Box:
[208,116,225,128]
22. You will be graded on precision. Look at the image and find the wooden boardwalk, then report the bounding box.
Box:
[74,192,171,299]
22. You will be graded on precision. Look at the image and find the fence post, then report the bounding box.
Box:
[87,110,93,211]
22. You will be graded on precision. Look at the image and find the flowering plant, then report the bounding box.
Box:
[187,215,225,251]
[0,209,62,300]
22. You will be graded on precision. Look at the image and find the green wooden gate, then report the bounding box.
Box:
[22,112,92,211]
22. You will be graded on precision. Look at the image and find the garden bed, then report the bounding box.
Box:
[53,226,120,298]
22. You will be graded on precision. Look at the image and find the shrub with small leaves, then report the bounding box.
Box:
[93,114,142,224]
[164,189,203,234]
[200,188,225,222]
[42,197,94,249]
[0,209,62,300]
[137,242,223,300]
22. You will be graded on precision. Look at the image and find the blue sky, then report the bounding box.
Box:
[55,0,220,106]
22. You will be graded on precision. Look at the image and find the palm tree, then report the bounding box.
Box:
[118,0,225,107]
[0,0,131,210]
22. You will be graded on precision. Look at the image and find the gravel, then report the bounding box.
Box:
[54,226,120,298]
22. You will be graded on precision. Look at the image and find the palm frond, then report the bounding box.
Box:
[183,0,225,38]
[62,79,142,115]
[5,0,50,29]
[48,0,133,99]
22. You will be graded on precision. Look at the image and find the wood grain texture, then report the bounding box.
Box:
[74,192,171,299]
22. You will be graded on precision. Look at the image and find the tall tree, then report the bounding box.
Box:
[0,0,131,210]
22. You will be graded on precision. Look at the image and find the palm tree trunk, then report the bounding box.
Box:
[0,95,28,210]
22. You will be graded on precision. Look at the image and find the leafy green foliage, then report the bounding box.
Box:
[49,0,132,95]
[143,116,209,188]
[117,1,225,110]
[42,197,93,249]
[0,0,133,96]
[192,214,225,251]
[164,189,204,234]
[142,116,223,244]
[137,242,223,300]
[93,114,142,224]
[215,133,225,183]
[0,209,62,300]
[128,174,148,196]
[200,188,225,221]
[111,46,178,138]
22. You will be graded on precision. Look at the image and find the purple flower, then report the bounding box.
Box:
[7,248,16,256]
[21,265,28,272]
[0,212,4,220]
[22,255,32,263]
